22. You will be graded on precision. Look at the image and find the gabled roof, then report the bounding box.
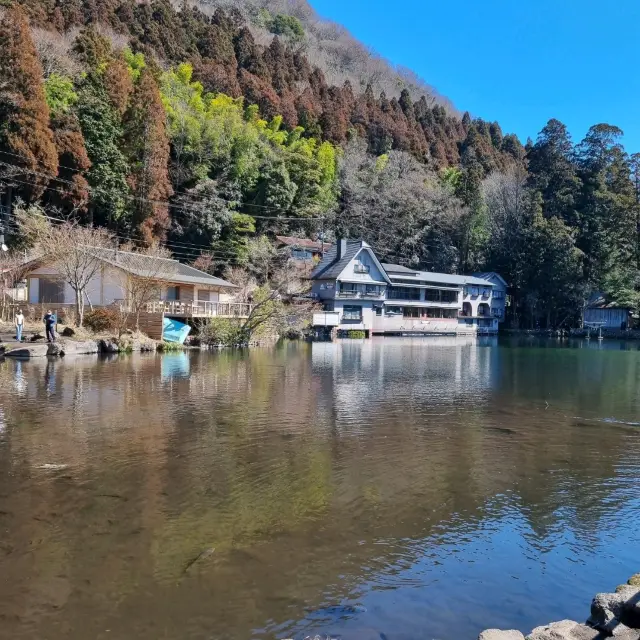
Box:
[473,272,508,288]
[78,247,236,288]
[275,235,331,252]
[311,240,391,283]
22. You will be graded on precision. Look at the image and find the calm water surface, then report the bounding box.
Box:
[1,337,640,640]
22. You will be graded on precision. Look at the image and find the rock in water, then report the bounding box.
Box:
[183,547,215,574]
[526,620,602,640]
[5,344,51,358]
[479,631,526,640]
[589,586,640,632]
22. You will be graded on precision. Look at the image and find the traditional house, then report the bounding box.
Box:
[275,235,331,262]
[23,247,248,321]
[311,240,505,337]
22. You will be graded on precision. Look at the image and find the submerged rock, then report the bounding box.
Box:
[183,547,215,574]
[479,631,526,640]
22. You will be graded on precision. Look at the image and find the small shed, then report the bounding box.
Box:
[584,293,633,329]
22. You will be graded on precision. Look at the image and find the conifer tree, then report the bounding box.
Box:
[123,67,173,242]
[0,4,58,201]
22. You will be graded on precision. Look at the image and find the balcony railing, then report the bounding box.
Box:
[145,300,252,318]
[336,290,385,299]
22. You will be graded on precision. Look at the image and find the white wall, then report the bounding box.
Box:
[340,248,387,284]
[29,266,126,305]
[333,300,374,332]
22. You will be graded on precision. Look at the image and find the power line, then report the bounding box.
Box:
[4,208,255,267]
[0,154,330,219]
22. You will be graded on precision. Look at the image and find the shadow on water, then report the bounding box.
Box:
[0,338,639,639]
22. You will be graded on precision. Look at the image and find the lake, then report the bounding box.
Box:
[1,337,640,640]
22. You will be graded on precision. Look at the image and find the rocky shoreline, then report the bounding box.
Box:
[0,335,158,358]
[479,574,640,640]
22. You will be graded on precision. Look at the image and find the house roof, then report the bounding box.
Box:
[586,292,632,310]
[311,240,366,279]
[313,246,495,287]
[473,272,508,287]
[275,235,331,252]
[311,240,392,283]
[387,267,494,287]
[85,247,237,288]
[381,263,419,274]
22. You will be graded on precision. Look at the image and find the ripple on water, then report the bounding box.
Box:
[0,341,640,640]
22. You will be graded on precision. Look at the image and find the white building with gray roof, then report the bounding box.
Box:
[311,240,506,337]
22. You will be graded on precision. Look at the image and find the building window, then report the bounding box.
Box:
[166,286,180,301]
[388,286,421,300]
[424,289,458,303]
[292,248,313,260]
[442,309,458,319]
[37,277,65,303]
[493,290,505,300]
[342,305,362,321]
[403,307,420,318]
[375,306,383,316]
[198,290,210,302]
[339,282,359,295]
[365,284,382,295]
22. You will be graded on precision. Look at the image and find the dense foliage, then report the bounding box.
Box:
[1,0,639,328]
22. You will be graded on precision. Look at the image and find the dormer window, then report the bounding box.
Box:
[354,262,370,274]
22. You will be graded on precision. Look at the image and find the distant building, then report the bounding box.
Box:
[584,293,633,329]
[472,272,508,322]
[311,239,506,337]
[275,235,331,262]
[22,247,241,319]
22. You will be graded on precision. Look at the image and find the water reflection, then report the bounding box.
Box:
[0,340,639,640]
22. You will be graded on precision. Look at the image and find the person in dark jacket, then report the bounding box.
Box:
[43,310,56,343]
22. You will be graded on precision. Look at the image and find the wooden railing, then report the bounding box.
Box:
[145,300,252,318]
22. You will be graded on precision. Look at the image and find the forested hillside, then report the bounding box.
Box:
[1,0,639,327]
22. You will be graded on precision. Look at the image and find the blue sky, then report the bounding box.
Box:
[309,0,640,152]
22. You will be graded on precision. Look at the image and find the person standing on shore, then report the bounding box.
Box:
[14,309,24,342]
[43,310,56,343]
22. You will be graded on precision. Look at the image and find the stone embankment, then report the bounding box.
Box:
[479,574,640,640]
[1,336,157,358]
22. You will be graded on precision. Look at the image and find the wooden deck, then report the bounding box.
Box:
[145,300,252,318]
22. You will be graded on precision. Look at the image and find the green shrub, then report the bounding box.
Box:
[157,341,184,352]
[268,14,304,41]
[346,330,366,339]
[84,308,118,332]
[200,317,245,346]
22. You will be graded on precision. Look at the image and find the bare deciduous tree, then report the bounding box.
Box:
[116,244,175,330]
[0,251,28,322]
[17,206,114,326]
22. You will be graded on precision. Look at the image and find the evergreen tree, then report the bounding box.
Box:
[123,67,173,243]
[526,119,581,226]
[76,72,131,226]
[0,4,58,201]
[576,124,638,304]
